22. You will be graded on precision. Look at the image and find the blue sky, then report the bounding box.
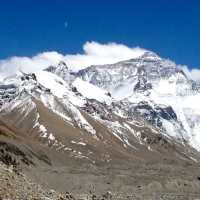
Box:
[0,0,200,68]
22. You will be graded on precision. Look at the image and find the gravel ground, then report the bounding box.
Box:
[0,162,62,200]
[1,161,200,200]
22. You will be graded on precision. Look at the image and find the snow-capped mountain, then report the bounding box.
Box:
[76,51,197,98]
[0,51,200,167]
[75,51,200,151]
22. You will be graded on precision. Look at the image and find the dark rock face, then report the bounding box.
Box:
[83,100,113,120]
[134,77,152,92]
[128,102,177,128]
[0,84,18,107]
[57,61,68,70]
[0,84,16,90]
[0,141,34,169]
[45,65,57,73]
[155,106,177,121]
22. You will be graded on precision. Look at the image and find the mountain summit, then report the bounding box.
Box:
[75,52,200,151]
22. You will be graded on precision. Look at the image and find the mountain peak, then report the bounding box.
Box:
[139,51,161,60]
[57,61,68,70]
[44,61,70,81]
[45,61,68,72]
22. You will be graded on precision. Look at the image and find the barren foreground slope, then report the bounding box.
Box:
[1,105,200,199]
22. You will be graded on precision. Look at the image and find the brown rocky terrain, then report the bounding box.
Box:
[1,106,200,199]
[1,68,200,199]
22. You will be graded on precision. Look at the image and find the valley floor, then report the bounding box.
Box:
[1,160,200,200]
[27,162,200,200]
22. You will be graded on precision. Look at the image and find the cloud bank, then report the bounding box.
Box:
[180,65,200,82]
[0,41,146,80]
[65,41,146,70]
[0,41,200,82]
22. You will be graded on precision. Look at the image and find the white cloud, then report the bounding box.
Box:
[0,41,146,79]
[190,69,200,81]
[181,65,200,82]
[0,51,63,79]
[65,41,146,70]
[0,41,200,82]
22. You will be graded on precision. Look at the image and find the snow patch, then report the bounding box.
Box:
[72,78,112,104]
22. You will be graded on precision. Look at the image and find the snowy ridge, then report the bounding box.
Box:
[74,52,200,151]
[72,78,112,104]
[0,71,96,136]
[1,52,200,156]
